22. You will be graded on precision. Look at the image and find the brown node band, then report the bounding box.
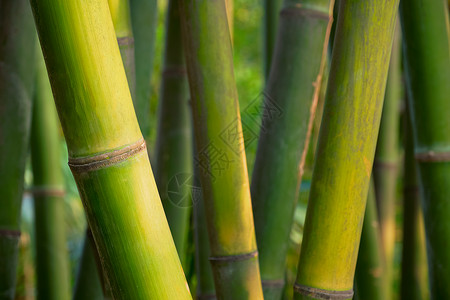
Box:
[415,151,450,162]
[0,229,21,238]
[197,294,216,300]
[209,250,258,263]
[117,36,134,46]
[280,6,329,20]
[68,138,146,172]
[28,186,65,198]
[262,279,285,288]
[373,160,397,170]
[294,284,354,300]
[162,66,187,78]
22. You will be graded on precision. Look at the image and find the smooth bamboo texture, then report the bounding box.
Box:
[179,0,263,297]
[400,112,429,300]
[400,0,450,298]
[355,180,388,300]
[30,48,71,300]
[154,0,192,266]
[250,0,333,298]
[373,25,401,297]
[0,1,37,299]
[263,0,282,78]
[30,1,191,299]
[130,0,158,139]
[293,1,399,299]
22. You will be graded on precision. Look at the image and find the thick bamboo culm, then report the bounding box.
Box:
[129,0,158,140]
[263,0,282,78]
[250,0,334,299]
[30,48,71,300]
[400,111,429,300]
[355,180,388,300]
[179,0,263,297]
[154,0,192,266]
[29,1,191,299]
[294,1,399,299]
[0,1,37,298]
[400,0,450,298]
[373,24,401,297]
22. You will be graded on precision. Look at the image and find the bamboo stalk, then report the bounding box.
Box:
[30,48,71,300]
[293,1,399,299]
[399,0,450,298]
[373,24,401,297]
[355,180,388,300]
[263,0,283,78]
[29,1,191,299]
[251,0,334,298]
[179,0,263,297]
[129,0,158,139]
[154,0,192,266]
[0,1,37,298]
[400,110,429,300]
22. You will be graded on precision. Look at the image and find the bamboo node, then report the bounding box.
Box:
[209,250,258,263]
[28,186,65,198]
[415,151,450,162]
[262,279,285,288]
[117,36,134,46]
[162,66,187,78]
[0,229,21,239]
[197,294,216,300]
[68,138,146,172]
[280,7,330,20]
[293,283,353,300]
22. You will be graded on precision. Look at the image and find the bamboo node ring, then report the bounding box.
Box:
[294,283,354,300]
[280,7,330,20]
[262,279,285,288]
[0,229,21,238]
[415,151,450,162]
[117,36,134,46]
[209,250,258,263]
[28,186,66,198]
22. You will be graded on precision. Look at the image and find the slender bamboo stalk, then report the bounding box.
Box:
[30,1,191,299]
[154,0,192,266]
[400,0,450,298]
[0,1,37,298]
[225,0,233,42]
[373,24,401,297]
[355,180,388,300]
[30,48,71,300]
[400,110,429,300]
[293,1,399,299]
[129,0,158,139]
[179,0,263,297]
[251,0,334,298]
[263,0,283,78]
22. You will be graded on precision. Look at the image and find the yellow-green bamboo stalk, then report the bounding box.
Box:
[29,1,191,299]
[0,1,37,298]
[179,0,263,297]
[293,1,399,299]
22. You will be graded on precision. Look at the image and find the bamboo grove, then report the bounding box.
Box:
[0,0,448,299]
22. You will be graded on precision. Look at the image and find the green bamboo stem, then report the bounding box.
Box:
[400,111,429,300]
[154,0,192,267]
[30,48,71,300]
[264,0,283,78]
[73,231,104,300]
[0,1,37,299]
[179,0,263,297]
[400,0,450,298]
[129,0,158,139]
[30,1,191,299]
[355,180,388,300]
[293,1,399,299]
[373,25,401,297]
[251,0,334,298]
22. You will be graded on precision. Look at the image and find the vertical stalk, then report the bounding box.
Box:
[251,0,334,299]
[0,1,37,298]
[263,0,283,78]
[129,0,158,139]
[355,180,388,300]
[30,1,191,299]
[373,24,401,296]
[400,111,429,300]
[30,48,71,300]
[179,0,263,298]
[400,0,450,298]
[294,1,399,299]
[154,0,192,266]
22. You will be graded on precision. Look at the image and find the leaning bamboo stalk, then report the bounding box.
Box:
[263,0,283,78]
[154,0,192,266]
[400,110,429,300]
[30,48,71,300]
[0,1,37,298]
[355,180,388,300]
[29,1,191,299]
[179,0,263,297]
[250,0,334,298]
[400,0,450,298]
[293,1,399,299]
